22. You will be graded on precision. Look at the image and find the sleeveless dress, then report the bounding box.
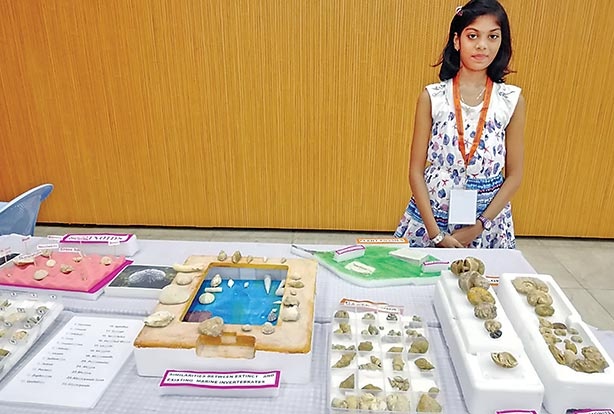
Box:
[394,79,521,248]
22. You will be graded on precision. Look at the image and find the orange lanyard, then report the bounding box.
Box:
[453,75,494,166]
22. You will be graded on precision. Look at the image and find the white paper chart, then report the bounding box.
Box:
[0,315,143,408]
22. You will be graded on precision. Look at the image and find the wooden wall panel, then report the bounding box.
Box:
[0,1,613,237]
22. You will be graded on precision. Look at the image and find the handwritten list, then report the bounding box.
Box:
[0,316,143,408]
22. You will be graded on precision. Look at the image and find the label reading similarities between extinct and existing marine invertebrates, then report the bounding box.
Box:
[565,410,614,414]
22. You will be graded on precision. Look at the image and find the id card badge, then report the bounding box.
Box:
[448,188,478,224]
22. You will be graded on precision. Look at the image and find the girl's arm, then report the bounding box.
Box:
[452,94,526,246]
[410,90,464,248]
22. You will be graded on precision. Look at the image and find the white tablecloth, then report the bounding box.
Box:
[0,238,611,414]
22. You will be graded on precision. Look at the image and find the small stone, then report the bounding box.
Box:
[241,324,252,332]
[175,274,194,285]
[46,259,56,267]
[198,292,215,305]
[33,269,49,281]
[159,285,191,305]
[231,251,242,264]
[100,256,113,266]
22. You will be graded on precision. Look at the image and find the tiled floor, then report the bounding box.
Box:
[34,225,614,330]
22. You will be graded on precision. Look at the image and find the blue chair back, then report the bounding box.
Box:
[0,184,54,236]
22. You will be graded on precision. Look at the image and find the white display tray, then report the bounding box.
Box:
[498,273,614,413]
[433,271,544,414]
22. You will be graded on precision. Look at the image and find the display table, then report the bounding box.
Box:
[0,239,612,414]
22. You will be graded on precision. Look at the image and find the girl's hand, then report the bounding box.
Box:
[451,224,482,247]
[438,234,464,248]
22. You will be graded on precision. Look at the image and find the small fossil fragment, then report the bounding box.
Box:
[339,373,355,389]
[552,322,567,330]
[512,276,549,294]
[333,322,351,334]
[386,313,398,321]
[198,316,224,336]
[144,311,174,328]
[414,357,435,370]
[542,333,562,345]
[484,319,502,333]
[60,264,74,274]
[467,287,495,305]
[231,251,242,264]
[246,255,254,264]
[362,312,375,320]
[217,250,227,261]
[549,344,566,365]
[491,351,518,368]
[210,274,222,288]
[474,302,497,320]
[241,324,252,332]
[361,384,382,391]
[282,306,299,322]
[280,257,287,264]
[564,339,577,354]
[539,317,553,328]
[554,328,567,337]
[261,322,275,335]
[46,259,56,267]
[287,280,304,288]
[334,310,349,319]
[388,346,404,353]
[33,269,49,281]
[490,330,503,339]
[332,352,356,368]
[392,355,405,371]
[535,304,555,317]
[72,256,82,263]
[359,355,382,370]
[358,341,373,351]
[388,376,410,391]
[331,398,347,409]
[527,290,553,306]
[174,273,194,285]
[199,292,215,305]
[386,393,411,411]
[568,327,579,335]
[571,335,583,343]
[409,337,429,354]
[100,256,113,265]
[416,393,443,413]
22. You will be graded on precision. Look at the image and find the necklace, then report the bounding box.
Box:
[461,85,486,105]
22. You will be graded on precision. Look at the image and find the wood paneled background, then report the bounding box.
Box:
[1,1,613,237]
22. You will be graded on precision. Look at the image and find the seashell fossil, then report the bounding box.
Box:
[414,357,435,371]
[46,259,56,267]
[333,322,351,334]
[210,274,222,288]
[198,316,224,337]
[535,304,555,317]
[450,256,485,276]
[428,387,440,396]
[33,269,49,281]
[474,302,497,320]
[409,337,429,354]
[539,317,553,328]
[552,322,567,330]
[491,351,518,368]
[144,310,174,328]
[359,355,383,370]
[100,256,113,266]
[241,324,252,332]
[358,393,387,411]
[174,273,194,285]
[231,251,242,264]
[332,352,356,368]
[362,313,376,320]
[246,255,254,264]
[361,324,379,336]
[527,290,553,306]
[199,292,215,305]
[60,264,74,274]
[484,319,502,333]
[388,376,410,391]
[539,327,552,335]
[386,394,411,412]
[361,384,382,391]
[159,285,191,305]
[571,335,583,343]
[467,287,495,305]
[554,328,567,337]
[217,250,227,261]
[73,256,83,263]
[339,373,355,389]
[358,341,373,351]
[334,310,349,319]
[568,327,579,335]
[416,393,443,413]
[331,398,347,409]
[13,256,35,266]
[469,271,491,290]
[512,277,549,294]
[549,344,566,365]
[542,333,562,345]
[564,339,577,354]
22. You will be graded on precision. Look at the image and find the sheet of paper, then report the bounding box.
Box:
[0,315,143,408]
[448,188,478,224]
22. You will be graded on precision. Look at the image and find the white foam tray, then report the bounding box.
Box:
[433,271,544,414]
[498,273,614,413]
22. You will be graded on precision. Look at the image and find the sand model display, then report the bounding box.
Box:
[133,251,318,384]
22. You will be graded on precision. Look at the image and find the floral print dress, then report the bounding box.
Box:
[395,79,521,248]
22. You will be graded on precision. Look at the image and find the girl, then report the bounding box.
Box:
[394,0,525,248]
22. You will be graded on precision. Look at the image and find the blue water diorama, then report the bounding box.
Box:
[183,266,286,326]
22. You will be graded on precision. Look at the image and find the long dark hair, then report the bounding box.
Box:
[436,0,513,82]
